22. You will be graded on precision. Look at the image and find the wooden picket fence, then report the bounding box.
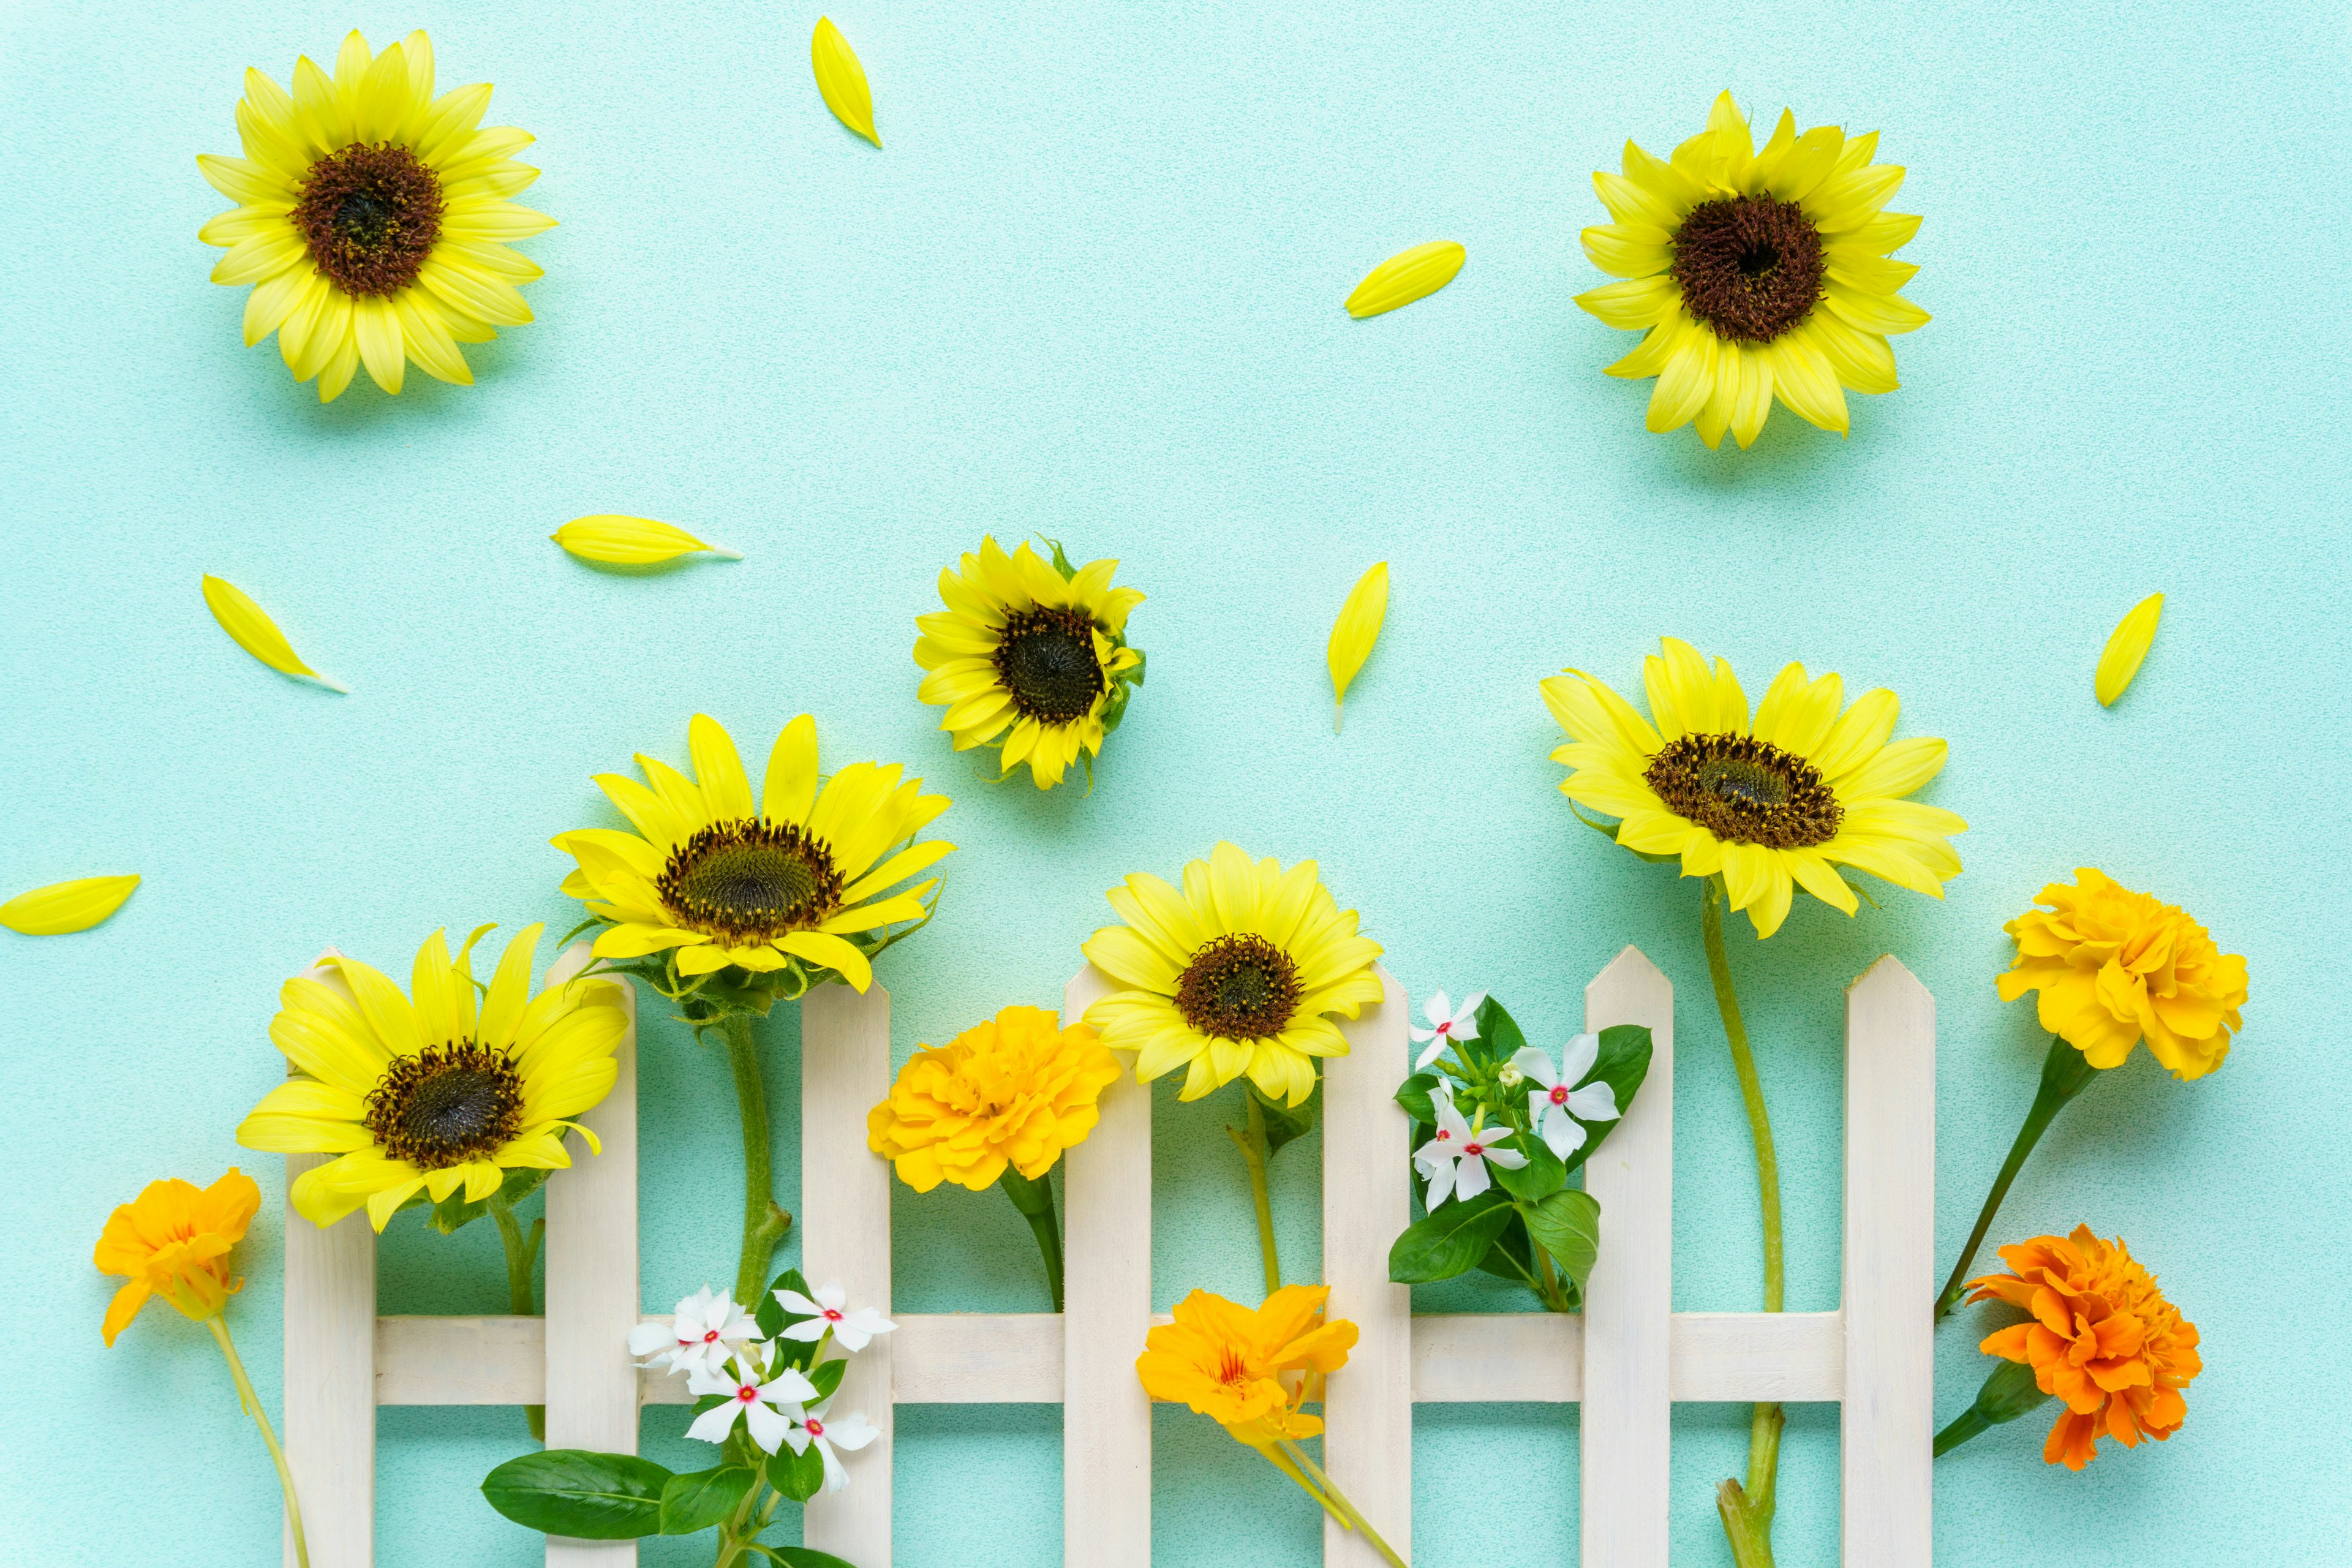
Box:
[278,943,1935,1566]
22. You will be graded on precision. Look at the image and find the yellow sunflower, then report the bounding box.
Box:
[1577,90,1926,448]
[1082,842,1383,1106]
[1542,637,1964,937]
[197,29,552,402]
[554,714,952,993]
[235,925,626,1230]
[914,537,1146,790]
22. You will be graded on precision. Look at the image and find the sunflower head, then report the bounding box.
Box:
[1080,842,1382,1107]
[555,714,952,1001]
[1968,1226,2202,1471]
[914,537,1147,790]
[1135,1285,1358,1449]
[1996,869,2247,1079]
[865,1005,1123,1193]
[235,925,628,1232]
[93,1170,262,1345]
[197,29,555,402]
[1543,636,1964,938]
[1575,89,1928,448]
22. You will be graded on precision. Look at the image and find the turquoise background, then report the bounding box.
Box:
[3,1,2345,1562]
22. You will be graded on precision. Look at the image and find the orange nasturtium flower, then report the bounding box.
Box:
[1969,1226,2203,1471]
[94,1169,261,1346]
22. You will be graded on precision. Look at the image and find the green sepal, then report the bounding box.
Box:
[1488,1131,1566,1204]
[1556,1025,1654,1180]
[658,1466,755,1536]
[480,1449,671,1540]
[428,1165,550,1236]
[766,1439,827,1504]
[1250,1081,1319,1162]
[1525,1188,1602,1305]
[1387,1189,1515,1284]
[807,1356,846,1402]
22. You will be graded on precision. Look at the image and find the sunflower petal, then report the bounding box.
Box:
[200,575,347,691]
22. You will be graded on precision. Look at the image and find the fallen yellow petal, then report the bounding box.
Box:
[200,575,347,692]
[1327,561,1390,731]
[813,17,880,146]
[2,875,140,935]
[551,516,742,566]
[2095,592,2163,706]
[1344,241,1466,318]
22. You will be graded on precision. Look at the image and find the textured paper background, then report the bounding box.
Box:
[2,1,2345,1562]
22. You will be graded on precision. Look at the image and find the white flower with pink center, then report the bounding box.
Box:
[627,1286,758,1380]
[1513,1035,1621,1159]
[683,1345,818,1455]
[1411,1094,1526,1208]
[774,1279,897,1353]
[1408,990,1485,1069]
[785,1397,881,1492]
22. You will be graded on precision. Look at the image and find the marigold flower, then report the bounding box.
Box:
[1137,1285,1357,1448]
[865,1005,1121,1192]
[1969,1225,2202,1471]
[94,1169,261,1345]
[1996,868,2248,1079]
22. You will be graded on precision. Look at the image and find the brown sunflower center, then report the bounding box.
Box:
[292,143,444,296]
[657,820,844,943]
[994,606,1104,725]
[1174,933,1302,1042]
[1670,195,1825,343]
[1643,732,1843,849]
[364,1043,524,1170]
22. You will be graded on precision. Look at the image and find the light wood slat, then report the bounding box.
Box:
[1670,1311,1844,1402]
[544,944,641,1567]
[376,1316,546,1404]
[1411,1313,1583,1402]
[1322,966,1412,1566]
[1842,958,1936,1567]
[1580,946,1674,1568]
[1405,1311,1844,1403]
[284,953,375,1568]
[801,981,894,1566]
[895,1313,1063,1403]
[1062,963,1152,1567]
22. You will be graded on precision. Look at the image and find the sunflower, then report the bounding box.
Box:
[1543,637,1965,938]
[1081,842,1382,1107]
[1577,90,1926,448]
[197,29,552,402]
[554,714,952,993]
[235,925,627,1231]
[914,537,1145,790]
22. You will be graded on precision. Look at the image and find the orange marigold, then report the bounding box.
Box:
[1969,1224,2201,1470]
[1137,1284,1357,1448]
[1996,867,2247,1079]
[866,1004,1121,1191]
[94,1169,262,1346]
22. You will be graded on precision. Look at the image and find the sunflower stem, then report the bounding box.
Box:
[1934,1033,2100,1320]
[1702,875,1783,1566]
[208,1315,311,1568]
[1228,1095,1283,1295]
[720,1012,794,1306]
[998,1164,1066,1313]
[488,1194,546,1440]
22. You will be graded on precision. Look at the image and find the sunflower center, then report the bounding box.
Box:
[1670,195,1826,344]
[364,1044,525,1170]
[994,606,1104,725]
[1175,933,1303,1042]
[1643,732,1843,849]
[292,143,443,296]
[657,820,845,944]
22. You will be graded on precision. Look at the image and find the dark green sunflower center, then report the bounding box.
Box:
[1670,195,1825,344]
[657,820,844,943]
[292,143,443,296]
[994,606,1104,725]
[1644,732,1842,849]
[364,1043,524,1170]
[1174,933,1303,1041]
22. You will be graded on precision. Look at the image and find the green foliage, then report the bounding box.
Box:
[480,1450,671,1539]
[808,1356,847,1402]
[756,1267,817,1354]
[1524,1189,1602,1304]
[426,1165,549,1235]
[1387,1189,1515,1283]
[766,1439,828,1504]
[1251,1080,1319,1161]
[745,1547,859,1567]
[658,1466,755,1536]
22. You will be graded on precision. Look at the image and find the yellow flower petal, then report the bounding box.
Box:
[2095,593,2163,707]
[551,516,740,565]
[813,17,880,146]
[200,575,347,692]
[1,875,140,935]
[1326,561,1389,732]
[1343,241,1466,319]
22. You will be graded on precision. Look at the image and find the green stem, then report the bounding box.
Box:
[1934,1357,2051,1457]
[720,1012,794,1306]
[1276,1439,1409,1567]
[1227,1094,1282,1296]
[1702,875,1783,1566]
[488,1193,546,1441]
[208,1316,311,1568]
[1932,1405,1992,1458]
[1527,1237,1572,1314]
[998,1164,1066,1313]
[1934,1033,2101,1319]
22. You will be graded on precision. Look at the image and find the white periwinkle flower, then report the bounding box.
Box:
[1513,1035,1621,1159]
[1409,990,1485,1069]
[627,1286,759,1379]
[785,1398,881,1491]
[685,1344,820,1455]
[1411,1095,1526,1209]
[775,1280,897,1353]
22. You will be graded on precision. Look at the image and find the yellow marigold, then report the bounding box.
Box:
[866,1005,1121,1192]
[1136,1285,1357,1449]
[1996,868,2247,1079]
[1969,1226,2201,1471]
[94,1170,262,1345]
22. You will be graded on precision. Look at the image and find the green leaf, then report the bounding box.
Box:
[1251,1082,1319,1161]
[689,1392,729,1417]
[1474,1211,1536,1286]
[746,1547,860,1568]
[807,1357,846,1402]
[480,1450,671,1540]
[428,1165,549,1236]
[1525,1189,1602,1303]
[1393,1072,1441,1126]
[1461,995,1525,1073]
[766,1440,827,1504]
[757,1268,816,1343]
[658,1466,755,1536]
[1387,1189,1515,1283]
[1558,1025,1654,1179]
[1488,1131,1565,1204]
